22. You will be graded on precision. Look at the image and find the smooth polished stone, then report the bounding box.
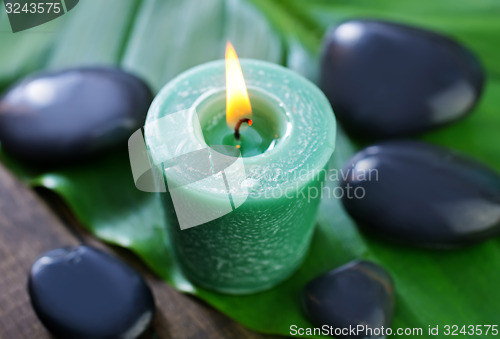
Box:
[0,67,153,165]
[340,141,500,247]
[320,19,485,138]
[303,260,394,339]
[28,246,155,339]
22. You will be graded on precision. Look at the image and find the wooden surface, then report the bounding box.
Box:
[0,163,281,339]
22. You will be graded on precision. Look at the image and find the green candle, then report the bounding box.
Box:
[144,59,336,294]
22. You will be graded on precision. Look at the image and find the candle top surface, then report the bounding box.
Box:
[145,59,336,198]
[198,87,285,158]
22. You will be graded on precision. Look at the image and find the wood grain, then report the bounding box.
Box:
[0,163,281,339]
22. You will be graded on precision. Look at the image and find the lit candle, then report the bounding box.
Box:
[203,43,278,157]
[143,43,336,294]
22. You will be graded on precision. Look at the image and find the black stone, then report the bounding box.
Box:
[0,67,153,165]
[28,246,155,339]
[340,141,500,247]
[302,260,394,339]
[320,19,485,138]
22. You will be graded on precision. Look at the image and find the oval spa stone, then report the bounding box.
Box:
[28,246,155,339]
[302,260,394,339]
[320,19,485,138]
[340,141,500,247]
[0,67,153,165]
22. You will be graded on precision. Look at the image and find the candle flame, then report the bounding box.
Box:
[225,41,252,128]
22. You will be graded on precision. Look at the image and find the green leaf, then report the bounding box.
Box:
[122,0,284,91]
[1,0,500,337]
[46,0,142,68]
[0,10,64,90]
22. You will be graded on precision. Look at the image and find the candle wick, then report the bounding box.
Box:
[234,118,253,140]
